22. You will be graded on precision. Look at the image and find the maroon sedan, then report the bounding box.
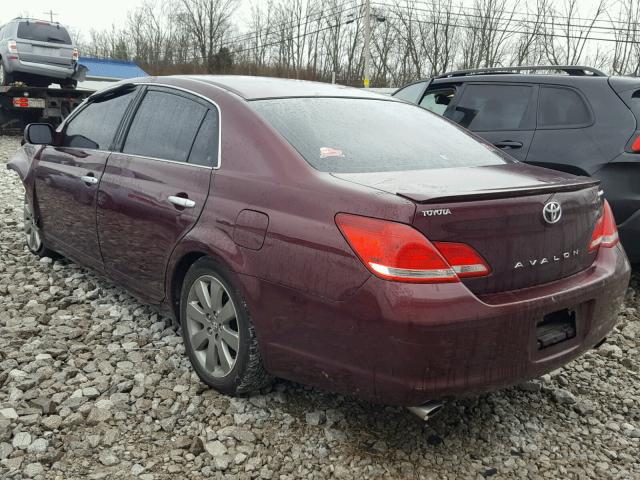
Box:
[8,76,630,418]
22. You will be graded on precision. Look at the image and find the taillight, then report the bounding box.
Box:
[335,213,490,283]
[72,48,79,62]
[631,136,640,153]
[589,200,619,251]
[7,40,17,54]
[432,242,491,278]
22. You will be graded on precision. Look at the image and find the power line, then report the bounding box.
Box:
[378,9,640,45]
[371,0,633,39]
[220,1,360,49]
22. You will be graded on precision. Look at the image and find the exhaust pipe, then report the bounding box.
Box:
[407,400,444,421]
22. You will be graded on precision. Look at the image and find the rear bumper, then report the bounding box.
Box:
[248,245,630,406]
[4,57,74,79]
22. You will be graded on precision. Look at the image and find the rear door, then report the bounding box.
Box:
[15,21,73,66]
[35,87,138,271]
[526,85,597,174]
[440,82,538,161]
[97,86,218,301]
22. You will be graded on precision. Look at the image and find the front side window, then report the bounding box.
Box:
[123,91,207,162]
[251,97,510,173]
[538,86,591,128]
[447,84,533,131]
[17,22,72,44]
[420,88,456,115]
[63,90,136,150]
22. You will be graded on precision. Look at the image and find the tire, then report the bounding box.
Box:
[23,195,57,258]
[0,62,13,86]
[180,257,271,396]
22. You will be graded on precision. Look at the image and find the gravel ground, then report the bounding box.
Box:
[0,134,639,480]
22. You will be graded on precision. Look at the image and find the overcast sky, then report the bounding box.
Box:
[3,0,613,41]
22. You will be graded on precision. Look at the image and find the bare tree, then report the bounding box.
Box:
[178,0,239,72]
[542,0,606,65]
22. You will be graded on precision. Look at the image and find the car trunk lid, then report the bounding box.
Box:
[333,163,601,295]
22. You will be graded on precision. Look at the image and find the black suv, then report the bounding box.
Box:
[394,65,640,263]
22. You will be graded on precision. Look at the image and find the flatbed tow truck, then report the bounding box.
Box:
[0,83,93,135]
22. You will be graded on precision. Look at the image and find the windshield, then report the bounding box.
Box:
[17,22,72,44]
[251,97,510,173]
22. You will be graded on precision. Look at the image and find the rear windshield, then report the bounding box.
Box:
[251,97,509,173]
[17,22,72,44]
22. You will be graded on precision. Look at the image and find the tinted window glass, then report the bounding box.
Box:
[17,22,71,44]
[251,98,509,173]
[539,87,591,127]
[123,91,207,161]
[420,88,456,115]
[393,82,426,103]
[448,84,533,131]
[63,90,135,150]
[188,110,219,167]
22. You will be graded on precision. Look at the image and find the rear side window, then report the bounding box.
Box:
[538,86,591,128]
[420,88,456,115]
[63,90,136,150]
[188,110,220,167]
[251,97,509,173]
[393,82,427,103]
[123,91,207,162]
[448,84,533,131]
[17,22,72,44]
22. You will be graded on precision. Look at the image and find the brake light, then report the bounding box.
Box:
[335,213,490,283]
[7,40,17,54]
[631,136,640,153]
[589,200,619,251]
[432,242,491,278]
[72,48,79,62]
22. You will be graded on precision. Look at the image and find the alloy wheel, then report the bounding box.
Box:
[186,275,240,378]
[23,198,42,252]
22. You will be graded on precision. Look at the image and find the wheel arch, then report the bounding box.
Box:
[166,247,239,323]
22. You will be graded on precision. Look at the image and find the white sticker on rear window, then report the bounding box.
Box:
[320,147,344,159]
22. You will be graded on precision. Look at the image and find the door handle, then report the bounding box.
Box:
[168,196,196,208]
[81,175,98,185]
[494,141,523,149]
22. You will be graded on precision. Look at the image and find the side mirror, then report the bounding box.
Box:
[24,123,54,145]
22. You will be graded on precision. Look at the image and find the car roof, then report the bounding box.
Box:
[172,75,397,101]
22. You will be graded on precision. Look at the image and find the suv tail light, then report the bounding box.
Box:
[589,200,619,251]
[72,48,79,62]
[335,213,490,283]
[7,40,18,54]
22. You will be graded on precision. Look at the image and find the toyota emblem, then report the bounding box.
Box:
[543,201,562,224]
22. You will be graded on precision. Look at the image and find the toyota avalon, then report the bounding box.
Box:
[7,76,631,418]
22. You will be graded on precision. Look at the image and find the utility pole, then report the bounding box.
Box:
[363,0,371,88]
[43,9,58,22]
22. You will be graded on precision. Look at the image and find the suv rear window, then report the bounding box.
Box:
[251,97,509,173]
[17,22,72,44]
[538,86,591,127]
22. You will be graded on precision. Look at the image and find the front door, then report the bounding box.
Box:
[442,82,538,162]
[97,87,219,301]
[34,87,138,270]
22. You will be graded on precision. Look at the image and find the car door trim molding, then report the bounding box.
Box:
[58,81,223,170]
